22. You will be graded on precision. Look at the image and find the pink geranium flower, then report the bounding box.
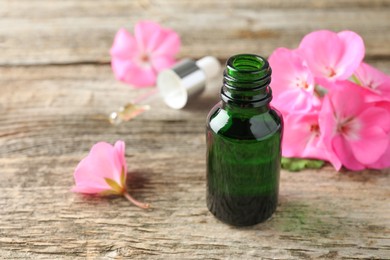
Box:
[269,29,390,171]
[367,137,390,169]
[72,140,149,208]
[299,30,365,84]
[319,82,390,170]
[282,112,341,169]
[367,101,390,169]
[354,62,390,101]
[269,48,319,114]
[110,21,181,88]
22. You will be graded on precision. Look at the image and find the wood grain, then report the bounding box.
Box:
[1,0,390,258]
[1,63,390,259]
[1,0,390,65]
[0,154,389,259]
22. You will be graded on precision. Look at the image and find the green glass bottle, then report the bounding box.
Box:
[206,54,283,226]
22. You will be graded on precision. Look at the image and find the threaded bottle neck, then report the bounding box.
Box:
[221,54,272,107]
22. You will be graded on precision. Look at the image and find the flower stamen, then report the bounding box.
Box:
[327,67,336,78]
[337,117,361,141]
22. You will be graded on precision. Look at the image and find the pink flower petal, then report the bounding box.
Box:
[110,28,138,59]
[269,48,314,93]
[359,106,390,133]
[283,113,324,159]
[355,62,390,101]
[328,81,365,118]
[318,97,343,170]
[319,82,390,170]
[134,21,180,57]
[73,156,112,190]
[111,59,156,88]
[114,140,127,176]
[274,88,319,114]
[375,101,390,112]
[349,126,389,165]
[73,141,127,194]
[152,29,181,57]
[282,114,313,157]
[72,185,109,194]
[332,135,365,171]
[111,58,133,81]
[268,48,318,113]
[134,21,162,52]
[346,107,390,165]
[151,55,176,72]
[337,31,365,79]
[76,142,121,180]
[367,136,390,169]
[299,30,343,79]
[324,148,343,171]
[110,21,180,88]
[299,30,364,81]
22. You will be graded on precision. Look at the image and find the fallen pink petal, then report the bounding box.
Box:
[72,140,150,209]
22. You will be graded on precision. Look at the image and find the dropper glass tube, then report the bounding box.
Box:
[109,56,221,125]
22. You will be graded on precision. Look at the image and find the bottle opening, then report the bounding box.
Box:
[222,54,272,107]
[231,55,265,71]
[226,54,270,82]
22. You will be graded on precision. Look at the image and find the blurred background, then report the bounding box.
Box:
[1,0,390,155]
[1,2,390,258]
[1,0,389,65]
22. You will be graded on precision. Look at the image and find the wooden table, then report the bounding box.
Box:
[1,1,389,259]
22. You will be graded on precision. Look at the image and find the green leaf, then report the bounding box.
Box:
[281,157,325,172]
[104,177,123,194]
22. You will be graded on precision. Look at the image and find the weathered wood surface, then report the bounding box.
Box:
[1,1,390,259]
[1,0,390,65]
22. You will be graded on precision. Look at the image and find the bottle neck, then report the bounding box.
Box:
[221,54,272,109]
[222,102,270,114]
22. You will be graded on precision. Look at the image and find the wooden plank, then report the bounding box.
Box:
[2,0,390,17]
[0,0,390,65]
[2,0,390,21]
[0,63,389,258]
[0,154,389,259]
